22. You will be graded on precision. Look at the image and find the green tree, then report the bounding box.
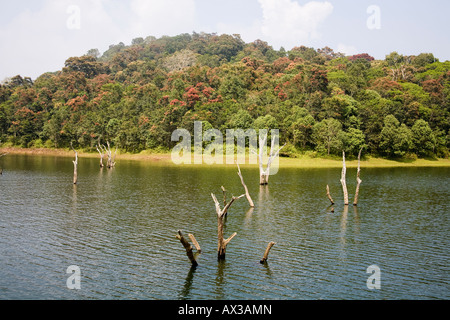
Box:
[340,128,366,156]
[228,109,253,129]
[380,115,400,157]
[395,124,413,157]
[63,56,108,78]
[292,114,315,150]
[380,115,414,157]
[411,119,435,157]
[219,75,246,100]
[412,53,436,68]
[312,118,343,155]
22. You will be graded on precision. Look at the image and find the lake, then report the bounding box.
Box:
[0,154,449,300]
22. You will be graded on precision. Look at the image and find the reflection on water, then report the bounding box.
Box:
[340,205,349,259]
[180,266,197,300]
[0,154,449,300]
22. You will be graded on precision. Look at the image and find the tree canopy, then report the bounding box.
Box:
[1,32,449,159]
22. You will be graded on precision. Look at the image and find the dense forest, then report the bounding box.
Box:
[0,32,449,159]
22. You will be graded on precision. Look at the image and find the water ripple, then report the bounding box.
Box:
[0,156,449,299]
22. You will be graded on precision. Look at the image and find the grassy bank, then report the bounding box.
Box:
[1,146,449,168]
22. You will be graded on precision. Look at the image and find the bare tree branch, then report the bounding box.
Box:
[260,241,276,264]
[257,131,286,185]
[236,162,254,207]
[340,151,348,205]
[188,234,202,253]
[176,230,198,267]
[212,192,244,259]
[70,143,78,185]
[96,145,105,168]
[326,185,334,205]
[353,148,363,206]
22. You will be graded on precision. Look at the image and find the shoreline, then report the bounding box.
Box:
[1,146,449,168]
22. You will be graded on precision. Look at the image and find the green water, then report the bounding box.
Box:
[0,154,448,299]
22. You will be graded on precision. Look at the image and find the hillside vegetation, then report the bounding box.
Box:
[1,32,449,159]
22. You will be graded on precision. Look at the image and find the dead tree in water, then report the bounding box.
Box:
[70,144,78,185]
[188,234,202,253]
[326,185,334,205]
[260,241,276,264]
[96,145,106,168]
[105,141,117,168]
[254,133,286,185]
[236,162,255,207]
[176,230,198,267]
[340,151,349,205]
[353,148,363,206]
[0,152,8,175]
[211,192,245,260]
[221,186,227,206]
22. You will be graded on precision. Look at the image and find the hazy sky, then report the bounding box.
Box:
[0,0,449,80]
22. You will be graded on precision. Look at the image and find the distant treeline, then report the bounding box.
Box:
[0,32,449,159]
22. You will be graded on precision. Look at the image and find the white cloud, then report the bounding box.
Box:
[129,0,196,37]
[216,20,263,45]
[336,43,358,56]
[0,0,197,80]
[257,0,333,49]
[0,0,122,80]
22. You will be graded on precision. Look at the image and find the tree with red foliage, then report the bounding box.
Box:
[183,87,201,108]
[348,53,374,62]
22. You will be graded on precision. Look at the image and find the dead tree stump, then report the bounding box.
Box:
[353,148,363,206]
[96,145,105,168]
[212,193,244,260]
[0,152,8,175]
[340,151,349,205]
[326,185,334,205]
[70,144,78,185]
[260,242,276,264]
[176,230,198,267]
[254,133,286,185]
[105,141,117,168]
[188,234,202,253]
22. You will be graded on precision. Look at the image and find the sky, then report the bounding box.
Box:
[0,0,449,81]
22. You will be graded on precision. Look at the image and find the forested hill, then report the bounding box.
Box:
[1,32,449,159]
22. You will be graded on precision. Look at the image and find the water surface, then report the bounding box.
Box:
[0,155,448,300]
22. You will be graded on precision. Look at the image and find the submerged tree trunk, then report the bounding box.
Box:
[236,162,254,207]
[212,193,244,260]
[105,141,117,168]
[260,241,276,264]
[96,145,105,168]
[176,230,198,267]
[255,133,286,185]
[188,233,202,253]
[221,186,227,206]
[326,185,334,205]
[340,151,348,205]
[71,144,78,185]
[0,152,7,175]
[353,148,363,206]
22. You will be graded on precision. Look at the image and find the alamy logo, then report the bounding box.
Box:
[366,265,381,290]
[66,5,81,30]
[66,265,81,290]
[171,121,282,175]
[367,5,381,30]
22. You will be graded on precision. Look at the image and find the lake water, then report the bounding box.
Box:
[0,154,449,300]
